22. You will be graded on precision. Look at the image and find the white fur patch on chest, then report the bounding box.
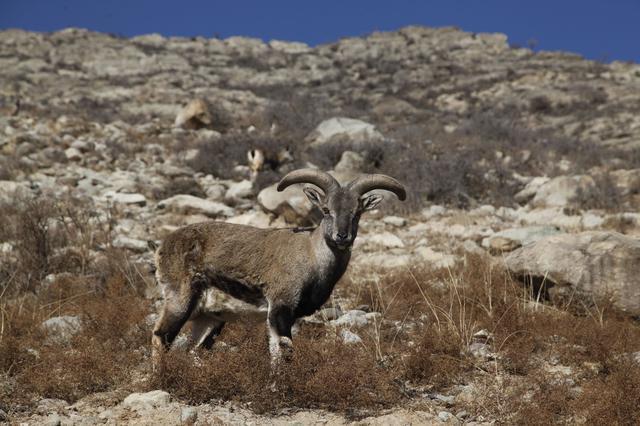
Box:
[312,237,338,281]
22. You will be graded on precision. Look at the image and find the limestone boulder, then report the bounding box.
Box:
[531,175,595,208]
[505,231,640,315]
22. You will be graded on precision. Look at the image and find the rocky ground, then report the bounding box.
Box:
[1,26,640,425]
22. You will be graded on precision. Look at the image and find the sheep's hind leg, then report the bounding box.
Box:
[190,317,226,349]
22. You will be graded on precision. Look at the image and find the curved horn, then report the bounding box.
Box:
[277,168,340,194]
[347,174,407,200]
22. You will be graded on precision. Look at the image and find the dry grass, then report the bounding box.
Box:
[2,199,640,423]
[0,269,149,413]
[151,325,398,414]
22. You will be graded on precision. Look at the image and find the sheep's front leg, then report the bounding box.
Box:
[267,304,295,369]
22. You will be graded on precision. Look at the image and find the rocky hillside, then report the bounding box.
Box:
[1,27,640,425]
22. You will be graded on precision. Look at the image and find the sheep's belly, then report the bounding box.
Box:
[196,287,268,322]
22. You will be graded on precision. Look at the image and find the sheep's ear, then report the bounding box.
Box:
[303,187,325,208]
[361,194,383,211]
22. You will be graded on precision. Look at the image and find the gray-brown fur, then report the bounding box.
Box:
[151,169,406,367]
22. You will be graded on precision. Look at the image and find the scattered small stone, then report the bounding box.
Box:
[205,183,227,201]
[64,147,82,161]
[70,139,94,152]
[340,329,362,344]
[157,194,235,217]
[430,393,455,406]
[468,342,495,360]
[226,179,254,201]
[173,334,190,350]
[473,329,492,342]
[456,410,470,419]
[422,205,446,219]
[414,247,457,269]
[318,306,343,321]
[106,192,146,206]
[98,409,114,420]
[112,235,149,253]
[382,215,407,227]
[438,411,454,422]
[45,413,62,426]
[355,304,371,313]
[331,310,369,327]
[145,313,159,327]
[368,232,404,248]
[41,316,82,345]
[360,252,412,268]
[181,407,198,424]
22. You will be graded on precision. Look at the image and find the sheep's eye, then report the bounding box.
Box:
[322,207,330,215]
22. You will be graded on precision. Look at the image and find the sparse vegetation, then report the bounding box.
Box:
[2,194,639,426]
[4,24,640,424]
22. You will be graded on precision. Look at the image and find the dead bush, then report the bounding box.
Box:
[575,171,624,211]
[0,269,149,411]
[0,196,110,295]
[151,176,206,200]
[262,93,336,141]
[574,358,640,425]
[2,232,640,422]
[151,324,400,414]
[403,325,470,388]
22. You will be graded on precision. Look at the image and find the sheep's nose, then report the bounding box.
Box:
[337,232,348,240]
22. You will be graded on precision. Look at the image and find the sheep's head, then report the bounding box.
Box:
[277,169,406,250]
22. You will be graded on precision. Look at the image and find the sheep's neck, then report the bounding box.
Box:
[291,227,350,318]
[310,226,351,287]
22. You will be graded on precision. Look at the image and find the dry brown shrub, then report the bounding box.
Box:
[574,358,640,425]
[151,324,400,414]
[3,223,640,423]
[0,195,112,295]
[403,325,470,388]
[0,269,149,411]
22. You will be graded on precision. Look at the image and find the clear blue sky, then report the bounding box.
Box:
[1,0,638,63]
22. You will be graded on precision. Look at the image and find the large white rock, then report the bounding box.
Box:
[506,231,640,315]
[257,183,312,223]
[531,175,595,208]
[482,225,560,252]
[157,194,234,217]
[358,252,412,269]
[225,210,272,228]
[307,117,384,146]
[122,390,171,412]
